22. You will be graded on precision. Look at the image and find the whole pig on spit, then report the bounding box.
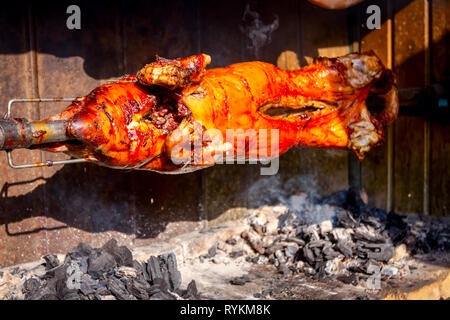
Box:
[0,52,398,174]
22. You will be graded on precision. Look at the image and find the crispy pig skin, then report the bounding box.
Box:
[45,52,398,173]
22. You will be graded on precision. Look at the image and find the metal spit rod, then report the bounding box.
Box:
[2,98,97,169]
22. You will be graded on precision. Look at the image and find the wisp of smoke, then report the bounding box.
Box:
[240,4,279,59]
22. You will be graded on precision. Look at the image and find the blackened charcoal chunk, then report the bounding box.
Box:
[353,225,387,243]
[75,242,94,256]
[55,277,78,299]
[80,274,99,296]
[102,239,133,267]
[43,255,60,271]
[22,278,40,294]
[107,277,136,300]
[126,278,150,300]
[229,250,244,258]
[230,275,252,286]
[302,246,316,266]
[151,277,169,293]
[88,251,116,278]
[147,256,163,282]
[322,245,340,260]
[159,253,182,291]
[182,280,199,300]
[147,284,161,296]
[356,242,394,262]
[337,273,358,286]
[208,244,217,258]
[26,285,57,300]
[336,209,358,229]
[132,260,144,275]
[336,240,353,258]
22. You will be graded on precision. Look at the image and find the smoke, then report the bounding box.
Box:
[239,4,279,59]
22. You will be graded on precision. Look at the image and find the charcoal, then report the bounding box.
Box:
[208,244,217,257]
[313,248,323,260]
[356,242,394,262]
[277,264,290,275]
[302,246,316,265]
[285,237,305,246]
[75,242,94,256]
[151,277,169,293]
[337,273,358,286]
[285,245,298,260]
[336,209,358,229]
[158,253,182,291]
[313,262,328,281]
[43,255,60,271]
[44,263,68,280]
[22,278,40,294]
[146,256,163,282]
[229,250,244,258]
[308,240,327,248]
[127,278,150,300]
[132,260,143,273]
[88,251,116,278]
[102,239,133,267]
[353,225,387,243]
[80,274,98,296]
[182,280,199,299]
[55,277,75,299]
[147,284,162,296]
[361,259,381,275]
[336,240,353,258]
[322,245,340,260]
[26,285,57,300]
[230,275,251,285]
[107,277,136,300]
[96,286,110,296]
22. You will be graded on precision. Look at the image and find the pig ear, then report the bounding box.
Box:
[137,54,211,90]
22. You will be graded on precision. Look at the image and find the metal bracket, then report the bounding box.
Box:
[5,98,97,169]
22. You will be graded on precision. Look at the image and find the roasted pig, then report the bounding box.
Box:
[4,52,398,173]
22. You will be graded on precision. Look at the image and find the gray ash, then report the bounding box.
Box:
[20,239,199,300]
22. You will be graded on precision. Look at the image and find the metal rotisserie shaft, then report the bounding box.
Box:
[0,119,70,150]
